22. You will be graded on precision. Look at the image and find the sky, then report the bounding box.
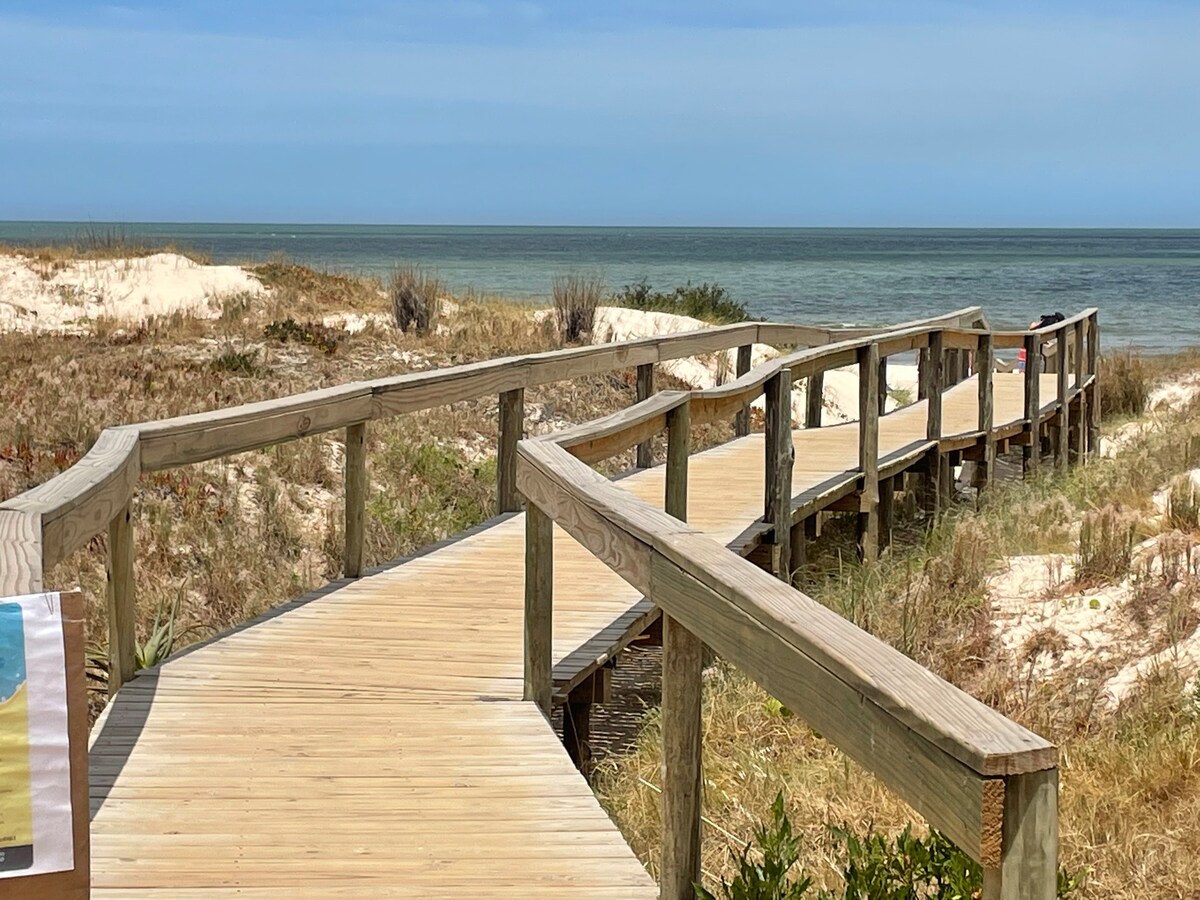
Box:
[1,1,1198,226]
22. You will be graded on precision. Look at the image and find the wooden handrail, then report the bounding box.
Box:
[515,306,1097,900]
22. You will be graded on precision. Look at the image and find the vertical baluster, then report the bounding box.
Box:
[765,369,794,581]
[805,371,824,428]
[976,333,995,491]
[344,422,366,577]
[925,331,946,514]
[1023,332,1041,475]
[734,344,752,437]
[857,343,880,561]
[1086,314,1100,457]
[106,501,136,695]
[497,389,525,513]
[523,503,553,715]
[635,363,654,468]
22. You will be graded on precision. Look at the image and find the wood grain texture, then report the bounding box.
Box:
[524,502,553,714]
[858,343,880,562]
[977,334,995,490]
[106,501,136,694]
[764,370,794,580]
[734,344,753,436]
[982,769,1059,900]
[1023,333,1041,474]
[0,508,42,593]
[660,613,702,900]
[497,388,525,513]
[635,363,655,469]
[805,371,824,428]
[1087,314,1100,457]
[343,422,366,577]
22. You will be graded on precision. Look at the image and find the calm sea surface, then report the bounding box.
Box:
[1,223,1197,352]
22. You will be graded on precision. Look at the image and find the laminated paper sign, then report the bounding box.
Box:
[0,593,73,879]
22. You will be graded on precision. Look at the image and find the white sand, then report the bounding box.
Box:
[590,307,920,423]
[0,252,264,333]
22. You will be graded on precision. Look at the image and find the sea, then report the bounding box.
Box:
[1,222,1197,352]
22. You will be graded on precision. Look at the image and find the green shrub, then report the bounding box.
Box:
[211,346,259,374]
[612,279,750,324]
[696,793,812,900]
[263,317,340,355]
[698,796,1085,899]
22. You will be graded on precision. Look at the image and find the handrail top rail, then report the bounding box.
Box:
[516,434,1056,778]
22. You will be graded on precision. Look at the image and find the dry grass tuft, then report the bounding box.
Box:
[553,273,604,343]
[1076,505,1137,585]
[389,265,442,334]
[1099,350,1151,421]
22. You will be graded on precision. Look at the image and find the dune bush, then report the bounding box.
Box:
[553,273,604,343]
[390,265,442,334]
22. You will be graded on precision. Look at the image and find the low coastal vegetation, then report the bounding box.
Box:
[611,278,751,325]
[596,356,1200,898]
[3,244,1198,896]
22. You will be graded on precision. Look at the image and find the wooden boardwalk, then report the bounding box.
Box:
[84,371,1058,897]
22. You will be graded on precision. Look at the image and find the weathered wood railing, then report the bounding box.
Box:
[0,306,981,700]
[518,308,1099,900]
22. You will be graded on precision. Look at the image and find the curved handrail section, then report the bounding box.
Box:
[0,305,987,589]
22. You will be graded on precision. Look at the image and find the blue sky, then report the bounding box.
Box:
[1,2,1197,225]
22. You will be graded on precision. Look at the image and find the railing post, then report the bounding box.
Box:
[1072,321,1086,464]
[1023,332,1041,475]
[734,344,752,437]
[977,333,995,491]
[524,502,553,715]
[925,331,946,514]
[497,388,525,513]
[661,397,702,900]
[877,354,888,415]
[917,347,928,401]
[1054,329,1069,471]
[981,769,1059,900]
[106,500,136,696]
[805,371,823,428]
[1086,314,1100,457]
[765,368,794,581]
[344,422,366,578]
[857,343,880,562]
[636,363,655,468]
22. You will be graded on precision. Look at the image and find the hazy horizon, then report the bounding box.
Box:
[3,3,1198,226]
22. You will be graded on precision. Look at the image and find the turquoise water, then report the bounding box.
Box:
[1,222,1197,351]
[0,604,27,704]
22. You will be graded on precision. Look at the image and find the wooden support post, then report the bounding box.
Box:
[1023,332,1041,475]
[878,474,895,552]
[977,333,995,491]
[661,614,703,900]
[734,344,752,437]
[960,348,972,381]
[982,769,1059,900]
[636,362,655,468]
[497,389,524,514]
[924,331,946,515]
[917,348,929,401]
[344,422,366,578]
[857,343,880,562]
[805,371,823,428]
[877,354,889,415]
[1055,330,1069,471]
[106,501,136,696]
[524,502,553,715]
[765,369,794,581]
[666,404,690,522]
[1086,314,1100,457]
[1070,322,1086,464]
